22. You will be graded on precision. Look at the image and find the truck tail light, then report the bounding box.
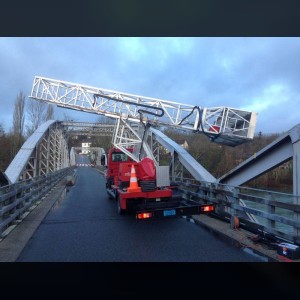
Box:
[201,205,214,212]
[137,212,152,219]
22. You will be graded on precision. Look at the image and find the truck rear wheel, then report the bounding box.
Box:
[117,195,126,215]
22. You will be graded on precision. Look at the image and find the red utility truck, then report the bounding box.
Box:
[105,147,214,219]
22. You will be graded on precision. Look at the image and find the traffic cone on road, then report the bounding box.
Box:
[127,164,142,193]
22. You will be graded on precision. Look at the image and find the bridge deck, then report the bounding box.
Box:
[13,167,260,262]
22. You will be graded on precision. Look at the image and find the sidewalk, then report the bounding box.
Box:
[192,214,299,262]
[0,179,67,262]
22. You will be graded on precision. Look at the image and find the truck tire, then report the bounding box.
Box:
[117,195,126,215]
[107,189,115,200]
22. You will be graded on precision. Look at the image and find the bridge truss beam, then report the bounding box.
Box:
[62,122,114,137]
[4,120,69,184]
[218,124,300,195]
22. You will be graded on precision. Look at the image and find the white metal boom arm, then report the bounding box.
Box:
[29,76,257,147]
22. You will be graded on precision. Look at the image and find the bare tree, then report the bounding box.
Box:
[26,100,46,135]
[13,92,25,137]
[44,104,55,121]
[11,92,25,156]
[26,100,55,137]
[0,123,10,172]
[0,123,4,137]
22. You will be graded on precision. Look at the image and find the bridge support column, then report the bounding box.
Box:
[293,141,300,238]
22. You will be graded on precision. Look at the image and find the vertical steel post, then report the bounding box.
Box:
[170,153,174,182]
[293,140,300,238]
[267,192,275,230]
[230,188,238,229]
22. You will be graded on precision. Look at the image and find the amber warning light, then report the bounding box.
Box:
[137,212,153,219]
[201,205,214,212]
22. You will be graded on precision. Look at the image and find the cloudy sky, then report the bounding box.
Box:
[0,37,299,135]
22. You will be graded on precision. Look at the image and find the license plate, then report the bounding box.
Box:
[163,209,176,217]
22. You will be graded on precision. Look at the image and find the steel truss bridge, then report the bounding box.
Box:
[1,120,300,245]
[1,76,300,246]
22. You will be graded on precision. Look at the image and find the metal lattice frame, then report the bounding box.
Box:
[170,152,184,182]
[29,76,257,147]
[111,118,143,162]
[38,135,49,176]
[4,121,69,184]
[62,122,115,137]
[149,131,160,165]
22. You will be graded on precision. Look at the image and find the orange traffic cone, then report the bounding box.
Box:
[127,164,142,193]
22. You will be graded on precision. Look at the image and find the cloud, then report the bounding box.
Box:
[117,37,147,62]
[241,83,289,112]
[1,37,300,137]
[116,37,194,73]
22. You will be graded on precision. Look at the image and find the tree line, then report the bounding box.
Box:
[0,92,54,172]
[161,128,292,192]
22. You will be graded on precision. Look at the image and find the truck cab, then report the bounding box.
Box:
[105,147,133,189]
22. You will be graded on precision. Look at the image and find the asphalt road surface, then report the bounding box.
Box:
[75,153,92,166]
[17,166,261,262]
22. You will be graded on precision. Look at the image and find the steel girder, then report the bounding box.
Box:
[149,127,216,182]
[4,120,69,184]
[218,123,300,193]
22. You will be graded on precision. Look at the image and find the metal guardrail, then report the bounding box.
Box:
[0,167,73,238]
[175,178,300,245]
[2,166,298,246]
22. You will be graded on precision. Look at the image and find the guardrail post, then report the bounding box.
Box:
[293,140,300,239]
[267,192,275,230]
[11,184,17,221]
[214,183,225,216]
[15,182,21,221]
[209,183,213,203]
[230,188,238,229]
[294,194,300,239]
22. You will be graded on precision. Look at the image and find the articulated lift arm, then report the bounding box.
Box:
[29,76,257,149]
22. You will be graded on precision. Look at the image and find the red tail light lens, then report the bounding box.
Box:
[137,212,152,219]
[201,205,214,212]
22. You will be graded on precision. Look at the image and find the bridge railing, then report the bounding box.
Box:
[0,167,73,238]
[176,178,300,245]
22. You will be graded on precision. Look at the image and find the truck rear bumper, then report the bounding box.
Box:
[135,199,214,219]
